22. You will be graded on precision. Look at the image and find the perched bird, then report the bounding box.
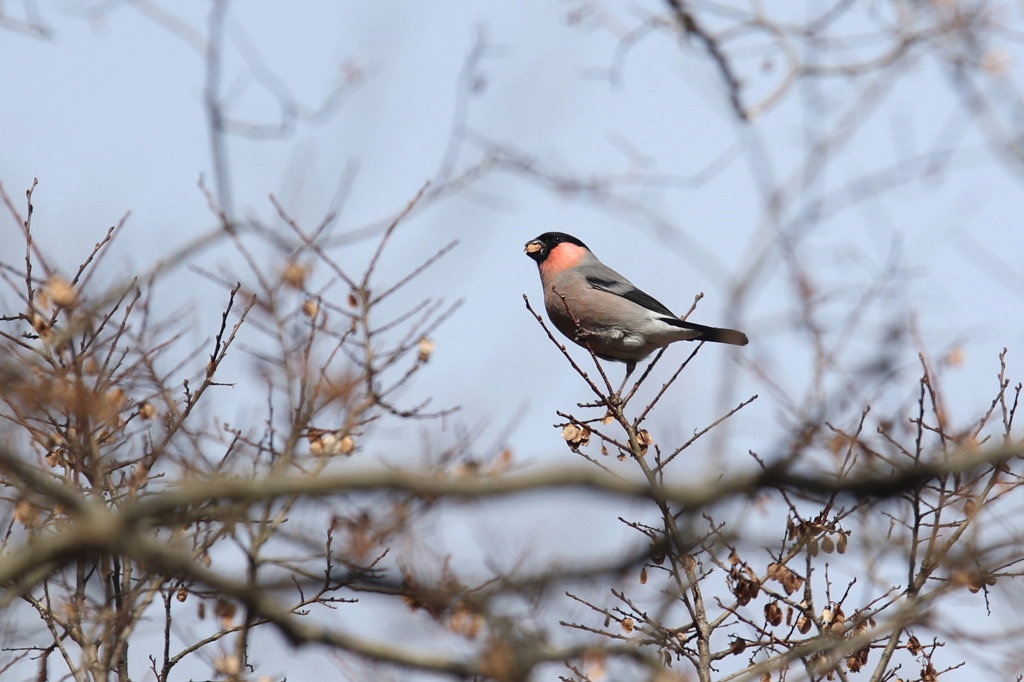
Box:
[524,232,747,383]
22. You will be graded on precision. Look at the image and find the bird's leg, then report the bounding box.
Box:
[615,361,636,397]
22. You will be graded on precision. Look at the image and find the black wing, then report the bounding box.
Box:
[586,275,676,317]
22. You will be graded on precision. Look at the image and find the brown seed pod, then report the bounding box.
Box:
[907,634,922,655]
[139,402,158,420]
[47,276,78,308]
[214,599,237,628]
[561,423,591,451]
[417,336,436,362]
[731,574,760,606]
[282,262,308,289]
[338,435,356,455]
[650,538,667,566]
[781,569,804,595]
[14,499,39,527]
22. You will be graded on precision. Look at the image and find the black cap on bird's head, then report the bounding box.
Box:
[524,232,588,264]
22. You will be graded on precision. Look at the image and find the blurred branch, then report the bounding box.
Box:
[664,0,746,120]
[2,440,1018,538]
[204,0,233,220]
[128,536,485,677]
[0,6,51,39]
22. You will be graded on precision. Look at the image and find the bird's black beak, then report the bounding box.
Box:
[524,239,544,262]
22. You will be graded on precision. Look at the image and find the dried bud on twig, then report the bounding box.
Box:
[449,604,483,639]
[45,449,63,467]
[214,599,237,628]
[14,499,39,527]
[46,275,77,308]
[213,656,241,676]
[338,435,355,455]
[417,336,435,362]
[308,429,356,457]
[582,650,607,680]
[282,262,309,289]
[107,388,127,410]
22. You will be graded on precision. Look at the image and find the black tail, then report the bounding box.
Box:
[678,320,748,346]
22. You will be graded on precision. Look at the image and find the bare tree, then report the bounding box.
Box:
[1,1,1023,681]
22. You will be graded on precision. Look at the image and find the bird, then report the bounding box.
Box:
[524,232,747,385]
